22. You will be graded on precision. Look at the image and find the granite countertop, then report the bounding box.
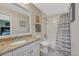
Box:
[0,37,40,55]
[0,33,32,39]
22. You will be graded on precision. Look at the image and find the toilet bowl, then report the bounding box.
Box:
[40,41,50,55]
[40,41,50,47]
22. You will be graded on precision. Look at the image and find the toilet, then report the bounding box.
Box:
[40,41,50,55]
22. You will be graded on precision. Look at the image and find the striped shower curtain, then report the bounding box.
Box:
[55,13,71,56]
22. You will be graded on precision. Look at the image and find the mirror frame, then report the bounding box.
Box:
[0,3,32,38]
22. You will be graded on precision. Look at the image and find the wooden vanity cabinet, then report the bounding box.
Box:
[2,40,40,56]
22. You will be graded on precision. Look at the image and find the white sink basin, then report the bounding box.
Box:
[40,41,50,47]
[10,40,27,45]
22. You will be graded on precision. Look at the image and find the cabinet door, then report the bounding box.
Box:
[25,44,31,56]
[12,40,40,56]
[35,40,40,56]
[2,52,12,56]
[24,52,30,56]
[13,46,26,56]
[24,47,30,56]
[29,41,40,56]
[31,45,40,56]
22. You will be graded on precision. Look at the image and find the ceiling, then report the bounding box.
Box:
[33,3,70,16]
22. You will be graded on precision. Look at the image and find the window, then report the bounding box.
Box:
[0,13,10,36]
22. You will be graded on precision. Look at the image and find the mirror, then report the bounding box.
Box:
[0,13,10,36]
[0,3,32,37]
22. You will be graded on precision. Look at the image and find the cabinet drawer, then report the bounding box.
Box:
[2,52,12,56]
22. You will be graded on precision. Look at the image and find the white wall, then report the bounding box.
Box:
[41,14,47,41]
[47,15,60,48]
[47,15,60,55]
[71,3,79,56]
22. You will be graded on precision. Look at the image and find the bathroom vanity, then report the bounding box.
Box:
[0,3,41,56]
[0,37,40,56]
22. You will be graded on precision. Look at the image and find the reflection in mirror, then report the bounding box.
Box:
[35,24,41,32]
[0,13,10,36]
[16,14,30,34]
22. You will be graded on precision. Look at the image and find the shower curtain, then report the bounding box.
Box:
[55,13,71,56]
